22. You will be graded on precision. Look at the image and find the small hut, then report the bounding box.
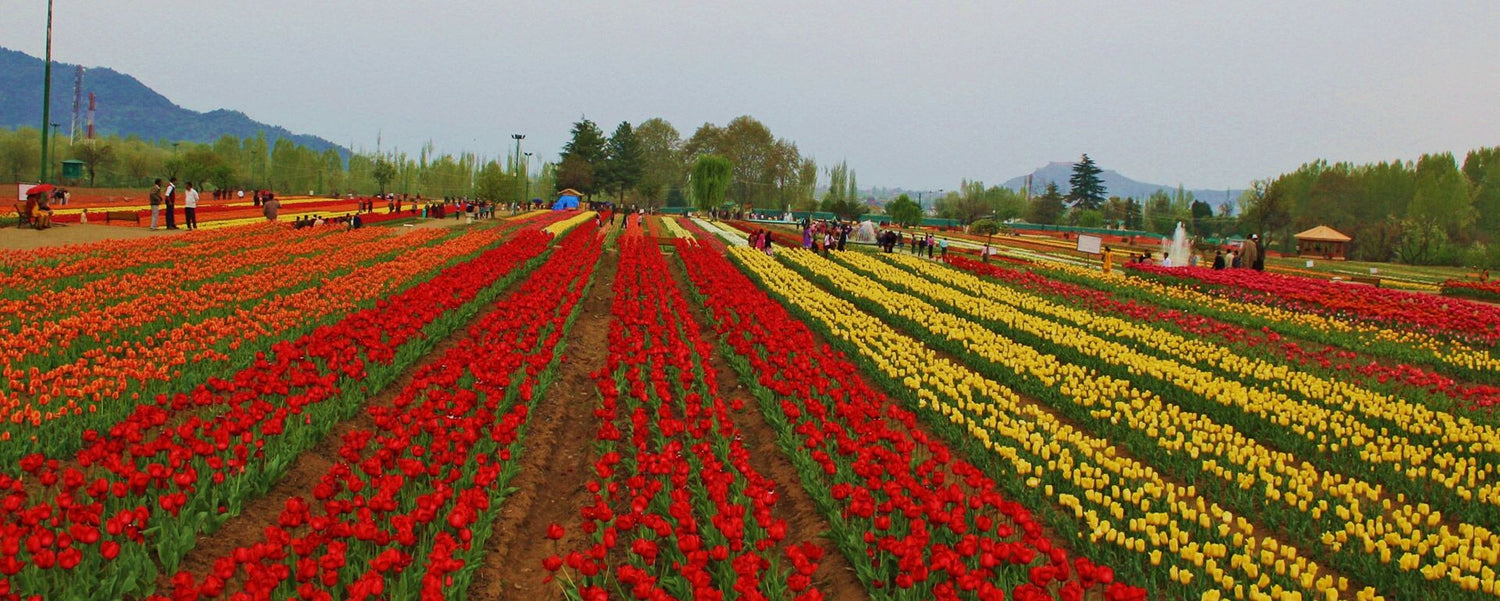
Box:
[553,189,582,211]
[1294,225,1352,260]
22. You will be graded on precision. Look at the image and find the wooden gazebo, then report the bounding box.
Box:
[1294,225,1352,260]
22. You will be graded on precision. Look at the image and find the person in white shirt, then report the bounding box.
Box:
[183,182,201,230]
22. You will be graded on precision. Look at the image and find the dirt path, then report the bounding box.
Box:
[468,246,617,600]
[669,249,869,601]
[0,222,187,250]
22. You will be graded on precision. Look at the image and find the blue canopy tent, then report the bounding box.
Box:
[552,188,582,210]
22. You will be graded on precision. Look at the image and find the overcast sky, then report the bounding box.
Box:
[4,1,1498,190]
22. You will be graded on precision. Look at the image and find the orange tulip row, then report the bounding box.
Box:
[0,227,400,371]
[0,226,357,340]
[0,219,562,456]
[0,223,290,286]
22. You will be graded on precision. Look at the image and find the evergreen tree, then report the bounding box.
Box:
[561,117,607,196]
[1067,153,1106,210]
[1027,182,1067,224]
[600,121,643,202]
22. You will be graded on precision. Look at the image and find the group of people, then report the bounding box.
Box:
[18,186,64,229]
[878,229,946,258]
[801,220,850,255]
[1211,234,1266,271]
[148,177,201,230]
[1127,233,1266,271]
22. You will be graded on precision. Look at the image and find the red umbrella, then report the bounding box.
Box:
[25,184,54,196]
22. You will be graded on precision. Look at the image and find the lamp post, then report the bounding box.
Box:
[511,134,524,205]
[523,151,533,206]
[49,123,60,182]
[38,0,55,183]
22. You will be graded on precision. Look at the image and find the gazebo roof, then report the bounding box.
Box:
[556,188,583,198]
[1294,225,1351,243]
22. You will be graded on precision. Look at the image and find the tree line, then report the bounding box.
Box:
[0,126,544,204]
[1238,149,1500,266]
[551,115,875,218]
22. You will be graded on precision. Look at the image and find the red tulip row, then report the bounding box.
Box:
[153,222,604,601]
[1442,279,1500,303]
[947,255,1500,408]
[547,237,824,601]
[1126,263,1500,347]
[0,223,565,600]
[675,240,1146,601]
[1,213,562,459]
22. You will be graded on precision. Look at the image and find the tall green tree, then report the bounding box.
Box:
[1410,152,1474,238]
[554,155,594,197]
[70,141,113,186]
[372,157,397,195]
[885,194,923,227]
[561,117,607,197]
[634,118,684,209]
[1067,153,1106,209]
[600,121,643,202]
[690,154,733,213]
[1027,183,1066,224]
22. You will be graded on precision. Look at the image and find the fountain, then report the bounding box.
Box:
[1161,221,1192,267]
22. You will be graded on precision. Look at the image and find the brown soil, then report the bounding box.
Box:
[0,222,189,251]
[668,255,870,601]
[467,246,618,600]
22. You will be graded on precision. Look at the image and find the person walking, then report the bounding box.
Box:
[164,177,179,229]
[1250,234,1266,271]
[939,238,948,259]
[183,182,200,230]
[1240,235,1260,270]
[149,179,164,230]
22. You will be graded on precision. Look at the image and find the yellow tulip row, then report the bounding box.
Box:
[870,253,1499,503]
[1048,264,1500,375]
[813,250,1482,517]
[543,211,596,236]
[888,253,1494,453]
[781,249,1498,597]
[660,216,695,240]
[734,247,1373,601]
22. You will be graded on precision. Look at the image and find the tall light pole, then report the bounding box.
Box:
[511,133,525,205]
[523,151,533,206]
[38,0,55,183]
[49,123,60,182]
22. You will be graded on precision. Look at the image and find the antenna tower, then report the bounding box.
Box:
[70,66,83,143]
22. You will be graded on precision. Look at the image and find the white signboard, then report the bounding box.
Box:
[1076,234,1102,255]
[17,183,36,202]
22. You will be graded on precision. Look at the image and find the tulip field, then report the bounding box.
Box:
[1,213,1499,601]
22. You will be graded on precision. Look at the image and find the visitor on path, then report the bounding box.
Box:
[164,178,179,230]
[1240,235,1260,270]
[926,234,935,258]
[149,179,164,230]
[1250,234,1266,271]
[1229,250,1240,268]
[939,238,948,259]
[837,226,848,251]
[1212,250,1225,270]
[183,182,200,230]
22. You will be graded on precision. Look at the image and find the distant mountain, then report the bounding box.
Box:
[0,47,346,157]
[1004,161,1243,209]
